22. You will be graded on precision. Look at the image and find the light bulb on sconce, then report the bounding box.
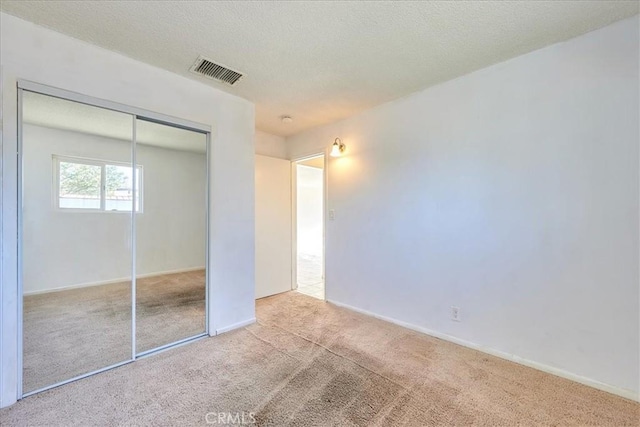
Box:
[330,137,346,157]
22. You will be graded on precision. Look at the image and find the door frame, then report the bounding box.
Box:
[16,80,212,397]
[290,151,328,300]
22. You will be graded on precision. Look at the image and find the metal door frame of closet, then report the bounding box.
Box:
[17,80,212,398]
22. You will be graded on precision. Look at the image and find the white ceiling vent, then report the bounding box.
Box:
[189,56,243,86]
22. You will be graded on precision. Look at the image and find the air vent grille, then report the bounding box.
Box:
[190,56,243,86]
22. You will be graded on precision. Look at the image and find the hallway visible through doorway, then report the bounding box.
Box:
[295,155,324,299]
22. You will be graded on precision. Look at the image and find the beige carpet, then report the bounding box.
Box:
[3,291,638,426]
[23,270,205,393]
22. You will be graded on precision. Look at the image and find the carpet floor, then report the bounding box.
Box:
[23,270,205,393]
[2,291,638,426]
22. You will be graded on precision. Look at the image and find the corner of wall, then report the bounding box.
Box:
[255,130,287,159]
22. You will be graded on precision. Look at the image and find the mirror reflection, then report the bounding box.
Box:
[22,91,133,393]
[134,119,207,353]
[21,92,208,394]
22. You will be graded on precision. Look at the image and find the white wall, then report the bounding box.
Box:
[255,130,287,159]
[255,155,292,299]
[254,133,290,298]
[287,16,639,398]
[22,124,206,294]
[1,13,255,407]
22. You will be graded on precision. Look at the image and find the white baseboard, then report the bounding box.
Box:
[24,266,206,296]
[327,299,639,403]
[215,318,256,335]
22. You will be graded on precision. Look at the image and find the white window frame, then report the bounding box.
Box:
[53,155,143,213]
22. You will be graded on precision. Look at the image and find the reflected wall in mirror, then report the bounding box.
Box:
[134,119,207,354]
[22,91,134,393]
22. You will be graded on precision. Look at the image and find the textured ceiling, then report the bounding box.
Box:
[2,1,638,137]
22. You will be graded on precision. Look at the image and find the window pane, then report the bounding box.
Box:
[105,165,140,212]
[59,161,101,209]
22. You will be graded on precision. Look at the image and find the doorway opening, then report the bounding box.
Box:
[294,155,325,300]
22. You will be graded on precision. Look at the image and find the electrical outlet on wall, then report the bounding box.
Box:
[450,306,461,322]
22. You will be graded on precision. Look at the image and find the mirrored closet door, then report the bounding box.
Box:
[134,119,207,354]
[21,91,134,394]
[20,86,210,396]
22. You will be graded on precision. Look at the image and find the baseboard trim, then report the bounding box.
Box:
[327,299,639,402]
[24,267,206,296]
[215,318,256,335]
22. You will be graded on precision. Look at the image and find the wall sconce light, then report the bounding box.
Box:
[330,137,346,157]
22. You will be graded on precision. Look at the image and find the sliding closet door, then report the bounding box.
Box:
[21,91,134,394]
[134,119,207,354]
